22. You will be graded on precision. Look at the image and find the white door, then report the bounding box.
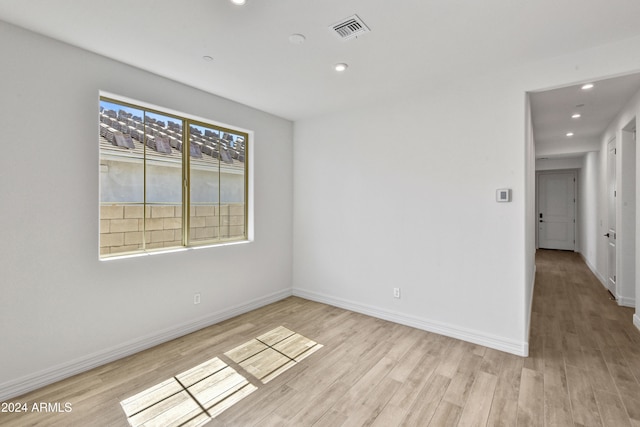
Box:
[607,139,617,296]
[538,172,576,250]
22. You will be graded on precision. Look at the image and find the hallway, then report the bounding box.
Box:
[529,250,640,426]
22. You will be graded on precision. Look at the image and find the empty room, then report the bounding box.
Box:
[1,1,640,426]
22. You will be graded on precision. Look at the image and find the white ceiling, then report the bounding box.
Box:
[2,0,640,130]
[530,73,640,159]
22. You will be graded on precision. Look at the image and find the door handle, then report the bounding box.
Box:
[604,233,610,237]
[539,220,544,223]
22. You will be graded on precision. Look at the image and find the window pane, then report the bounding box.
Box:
[144,111,183,250]
[99,101,145,256]
[189,124,220,243]
[99,96,248,258]
[219,132,246,240]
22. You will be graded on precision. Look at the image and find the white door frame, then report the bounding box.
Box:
[617,121,636,307]
[535,169,578,251]
[607,138,617,297]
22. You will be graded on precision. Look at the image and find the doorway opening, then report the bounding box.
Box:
[528,72,640,328]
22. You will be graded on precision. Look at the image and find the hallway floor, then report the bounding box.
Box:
[530,249,640,426]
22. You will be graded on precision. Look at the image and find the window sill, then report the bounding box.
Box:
[99,240,251,261]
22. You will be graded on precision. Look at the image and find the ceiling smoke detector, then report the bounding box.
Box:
[330,14,370,40]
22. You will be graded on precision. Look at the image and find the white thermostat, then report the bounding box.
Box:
[496,189,511,202]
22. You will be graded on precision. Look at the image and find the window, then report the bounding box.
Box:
[99,96,248,258]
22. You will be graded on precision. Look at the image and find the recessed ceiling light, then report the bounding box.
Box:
[202,55,214,62]
[581,83,594,90]
[571,113,581,119]
[566,132,574,137]
[334,63,348,72]
[289,34,306,45]
[230,0,246,5]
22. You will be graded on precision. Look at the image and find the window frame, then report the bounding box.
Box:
[99,94,250,259]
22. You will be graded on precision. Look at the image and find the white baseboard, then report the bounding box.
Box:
[0,289,292,401]
[634,314,640,332]
[617,296,636,308]
[580,252,607,288]
[578,254,636,307]
[292,288,528,357]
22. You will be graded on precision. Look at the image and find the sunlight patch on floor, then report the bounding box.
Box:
[120,357,256,427]
[120,326,322,426]
[225,326,324,383]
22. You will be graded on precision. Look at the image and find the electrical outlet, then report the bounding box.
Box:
[193,293,201,304]
[393,288,401,299]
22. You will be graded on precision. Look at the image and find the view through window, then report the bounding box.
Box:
[99,97,248,257]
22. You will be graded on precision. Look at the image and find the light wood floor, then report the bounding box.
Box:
[2,249,639,426]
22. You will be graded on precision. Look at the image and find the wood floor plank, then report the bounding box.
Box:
[441,348,484,408]
[605,360,640,423]
[565,365,603,427]
[341,377,401,427]
[224,338,268,364]
[517,367,544,426]
[479,348,505,376]
[313,409,348,427]
[486,354,523,426]
[433,340,468,378]
[457,371,498,427]
[427,401,462,426]
[287,381,350,426]
[543,347,565,372]
[216,383,296,425]
[255,412,288,427]
[383,325,426,362]
[562,332,587,370]
[619,344,640,384]
[331,356,397,416]
[370,354,438,427]
[442,369,478,408]
[543,368,573,427]
[524,334,544,372]
[401,374,451,426]
[257,325,295,346]
[273,333,318,360]
[386,338,436,383]
[593,389,632,427]
[582,346,619,394]
[239,348,295,382]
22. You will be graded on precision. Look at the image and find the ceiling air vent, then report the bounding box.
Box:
[330,14,370,40]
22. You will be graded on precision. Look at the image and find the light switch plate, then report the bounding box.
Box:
[496,189,511,202]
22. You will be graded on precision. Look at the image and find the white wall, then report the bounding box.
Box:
[293,34,640,356]
[294,83,526,354]
[579,152,604,277]
[0,21,293,399]
[620,127,636,307]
